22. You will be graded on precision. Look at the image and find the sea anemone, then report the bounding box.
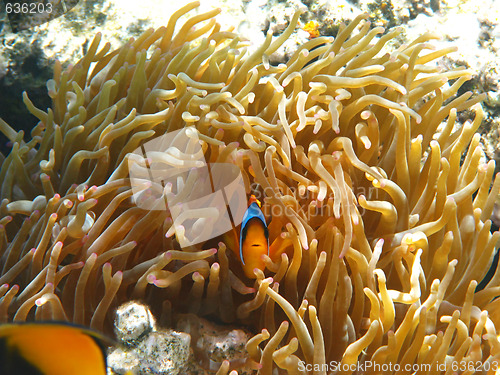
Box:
[0,1,499,373]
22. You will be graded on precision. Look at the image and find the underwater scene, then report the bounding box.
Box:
[0,0,500,374]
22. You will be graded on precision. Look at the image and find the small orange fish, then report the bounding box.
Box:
[239,195,269,278]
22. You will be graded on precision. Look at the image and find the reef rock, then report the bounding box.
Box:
[108,302,256,375]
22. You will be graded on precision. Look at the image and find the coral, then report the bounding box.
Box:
[109,318,192,375]
[176,314,255,374]
[302,20,320,39]
[109,302,256,375]
[114,301,156,344]
[0,1,499,373]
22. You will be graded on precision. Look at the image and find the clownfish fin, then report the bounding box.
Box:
[0,321,110,375]
[248,194,261,207]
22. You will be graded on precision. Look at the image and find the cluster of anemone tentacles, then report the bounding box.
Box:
[1,2,500,374]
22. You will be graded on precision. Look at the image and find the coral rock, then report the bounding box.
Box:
[114,301,156,344]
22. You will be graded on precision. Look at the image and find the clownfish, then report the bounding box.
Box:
[239,195,269,278]
[0,322,111,375]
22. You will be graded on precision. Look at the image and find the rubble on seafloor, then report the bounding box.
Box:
[107,302,257,375]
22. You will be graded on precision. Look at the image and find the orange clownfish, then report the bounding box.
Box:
[239,195,269,278]
[0,322,111,375]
